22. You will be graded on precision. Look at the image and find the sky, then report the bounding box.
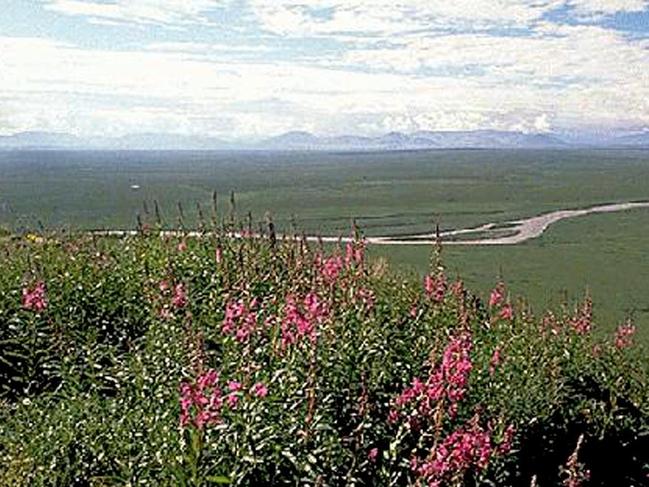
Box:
[1,1,648,139]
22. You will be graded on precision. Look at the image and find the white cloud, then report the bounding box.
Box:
[43,0,230,26]
[568,0,648,16]
[2,30,648,137]
[3,0,649,137]
[249,0,567,36]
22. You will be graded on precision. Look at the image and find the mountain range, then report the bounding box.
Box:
[1,130,648,151]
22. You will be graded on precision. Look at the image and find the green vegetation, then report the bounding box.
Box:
[1,231,648,486]
[1,148,648,342]
[372,207,649,342]
[2,149,649,235]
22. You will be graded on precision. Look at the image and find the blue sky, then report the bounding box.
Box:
[1,0,648,139]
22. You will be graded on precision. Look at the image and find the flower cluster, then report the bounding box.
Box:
[172,283,188,309]
[22,281,48,312]
[391,332,473,422]
[281,292,328,349]
[222,298,259,343]
[614,321,636,350]
[180,369,223,429]
[570,296,593,335]
[320,255,344,283]
[412,415,514,487]
[489,346,503,376]
[344,240,366,268]
[424,272,447,303]
[489,282,513,321]
[180,369,268,429]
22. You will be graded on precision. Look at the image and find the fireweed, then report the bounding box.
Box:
[1,231,648,486]
[21,280,47,312]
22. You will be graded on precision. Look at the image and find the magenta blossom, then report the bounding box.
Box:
[222,298,258,343]
[390,332,473,421]
[322,256,344,283]
[180,369,223,430]
[281,292,328,350]
[499,304,514,321]
[424,273,447,303]
[570,296,593,335]
[489,346,503,375]
[251,382,268,398]
[614,322,636,349]
[489,283,505,308]
[22,281,47,312]
[172,283,188,309]
[368,448,379,463]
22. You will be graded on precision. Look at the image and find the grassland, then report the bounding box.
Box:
[371,207,649,341]
[1,148,648,340]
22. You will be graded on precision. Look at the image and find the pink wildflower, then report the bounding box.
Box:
[22,281,47,312]
[215,246,223,264]
[614,322,636,349]
[410,305,419,318]
[227,380,242,392]
[177,240,187,252]
[499,304,514,321]
[251,382,268,398]
[159,279,170,292]
[561,435,590,487]
[392,332,472,420]
[226,393,239,408]
[281,292,328,349]
[180,369,223,430]
[172,283,187,309]
[345,240,366,268]
[222,298,258,343]
[489,347,503,375]
[570,296,593,335]
[424,273,447,303]
[388,409,400,424]
[321,256,344,283]
[368,448,379,463]
[412,415,495,486]
[497,424,516,455]
[489,283,505,308]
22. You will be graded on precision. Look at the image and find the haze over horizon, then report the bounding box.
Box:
[2,1,649,140]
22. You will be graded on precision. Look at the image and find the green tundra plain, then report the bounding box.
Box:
[1,148,648,339]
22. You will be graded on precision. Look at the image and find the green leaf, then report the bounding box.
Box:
[206,475,230,484]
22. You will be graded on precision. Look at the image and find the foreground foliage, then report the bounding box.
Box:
[0,230,648,486]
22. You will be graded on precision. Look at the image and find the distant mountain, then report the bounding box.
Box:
[0,131,82,149]
[611,132,649,147]
[0,131,228,150]
[260,130,569,151]
[2,129,648,151]
[105,133,227,150]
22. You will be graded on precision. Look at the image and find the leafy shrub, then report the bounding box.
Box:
[0,231,647,486]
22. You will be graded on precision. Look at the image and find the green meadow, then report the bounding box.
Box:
[1,148,648,339]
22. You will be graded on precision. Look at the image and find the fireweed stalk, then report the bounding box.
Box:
[22,281,47,312]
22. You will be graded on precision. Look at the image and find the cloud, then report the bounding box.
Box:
[42,0,230,27]
[249,1,567,36]
[568,0,648,16]
[2,0,649,137]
